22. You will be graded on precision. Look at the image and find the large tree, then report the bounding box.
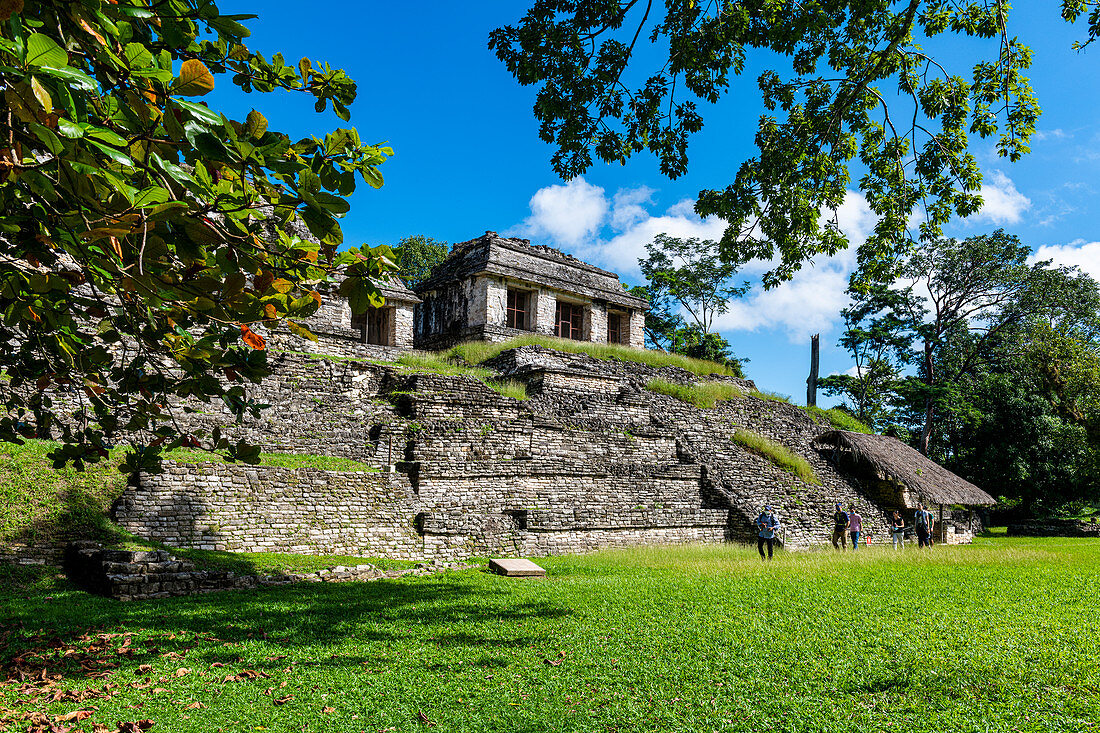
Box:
[0,1,393,469]
[394,235,449,288]
[828,230,1098,458]
[491,2,1095,286]
[638,234,748,334]
[634,234,747,374]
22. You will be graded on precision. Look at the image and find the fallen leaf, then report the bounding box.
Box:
[321,706,335,714]
[55,710,95,722]
[173,668,190,677]
[186,702,205,710]
[137,665,153,674]
[417,711,435,727]
[117,721,155,732]
[273,695,294,706]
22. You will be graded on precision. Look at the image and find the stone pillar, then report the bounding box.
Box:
[485,277,507,327]
[627,309,645,349]
[393,303,415,348]
[532,288,556,336]
[587,301,608,343]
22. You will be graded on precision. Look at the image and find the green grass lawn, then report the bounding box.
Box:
[2,537,1098,732]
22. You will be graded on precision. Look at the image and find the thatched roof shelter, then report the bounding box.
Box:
[814,431,995,507]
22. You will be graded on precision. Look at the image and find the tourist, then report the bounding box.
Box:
[848,504,863,550]
[927,506,937,547]
[914,503,930,548]
[757,505,780,560]
[831,503,849,550]
[890,511,906,550]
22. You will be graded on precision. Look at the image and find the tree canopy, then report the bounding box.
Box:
[394,235,449,288]
[0,0,393,469]
[822,229,1100,513]
[492,2,1096,286]
[631,234,746,374]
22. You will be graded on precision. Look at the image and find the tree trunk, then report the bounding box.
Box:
[806,334,819,407]
[919,342,934,455]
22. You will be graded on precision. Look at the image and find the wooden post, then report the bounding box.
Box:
[806,333,820,407]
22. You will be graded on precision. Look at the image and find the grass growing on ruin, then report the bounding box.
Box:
[0,440,128,546]
[159,450,377,472]
[803,405,874,433]
[746,387,791,403]
[2,537,1099,733]
[393,353,529,400]
[448,334,741,377]
[645,378,743,408]
[732,428,821,484]
[0,441,375,546]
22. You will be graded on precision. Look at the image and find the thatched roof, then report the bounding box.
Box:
[814,431,996,507]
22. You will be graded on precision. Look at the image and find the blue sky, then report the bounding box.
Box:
[207,2,1100,404]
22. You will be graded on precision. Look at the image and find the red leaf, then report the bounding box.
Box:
[239,324,266,351]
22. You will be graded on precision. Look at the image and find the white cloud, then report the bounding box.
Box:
[509,177,609,246]
[712,191,871,342]
[974,170,1030,225]
[1034,128,1069,141]
[1031,239,1100,279]
[610,186,656,231]
[579,201,728,277]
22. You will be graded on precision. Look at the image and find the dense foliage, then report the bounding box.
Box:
[491,2,1100,287]
[393,234,449,288]
[0,0,393,469]
[630,234,746,374]
[823,231,1100,514]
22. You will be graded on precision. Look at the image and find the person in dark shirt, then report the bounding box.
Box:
[890,510,906,550]
[914,503,931,548]
[831,503,849,551]
[756,505,780,560]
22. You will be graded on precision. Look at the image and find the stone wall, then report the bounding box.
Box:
[62,541,455,601]
[111,343,940,560]
[1007,519,1100,537]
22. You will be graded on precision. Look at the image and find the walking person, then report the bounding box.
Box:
[914,503,930,548]
[757,505,780,560]
[890,510,906,550]
[831,503,849,551]
[848,504,863,550]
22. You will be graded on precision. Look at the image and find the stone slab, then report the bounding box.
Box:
[488,558,546,577]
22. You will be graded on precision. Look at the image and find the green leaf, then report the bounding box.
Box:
[25,33,67,68]
[174,99,221,126]
[28,122,62,154]
[37,64,97,91]
[56,117,83,138]
[286,320,317,342]
[84,126,128,148]
[150,152,195,187]
[88,139,134,167]
[123,42,153,69]
[134,186,170,208]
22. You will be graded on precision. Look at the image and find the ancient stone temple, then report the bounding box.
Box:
[267,275,421,359]
[413,231,649,350]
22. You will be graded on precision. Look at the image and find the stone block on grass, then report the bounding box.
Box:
[488,558,546,577]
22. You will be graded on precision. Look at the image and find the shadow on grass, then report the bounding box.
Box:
[0,568,573,683]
